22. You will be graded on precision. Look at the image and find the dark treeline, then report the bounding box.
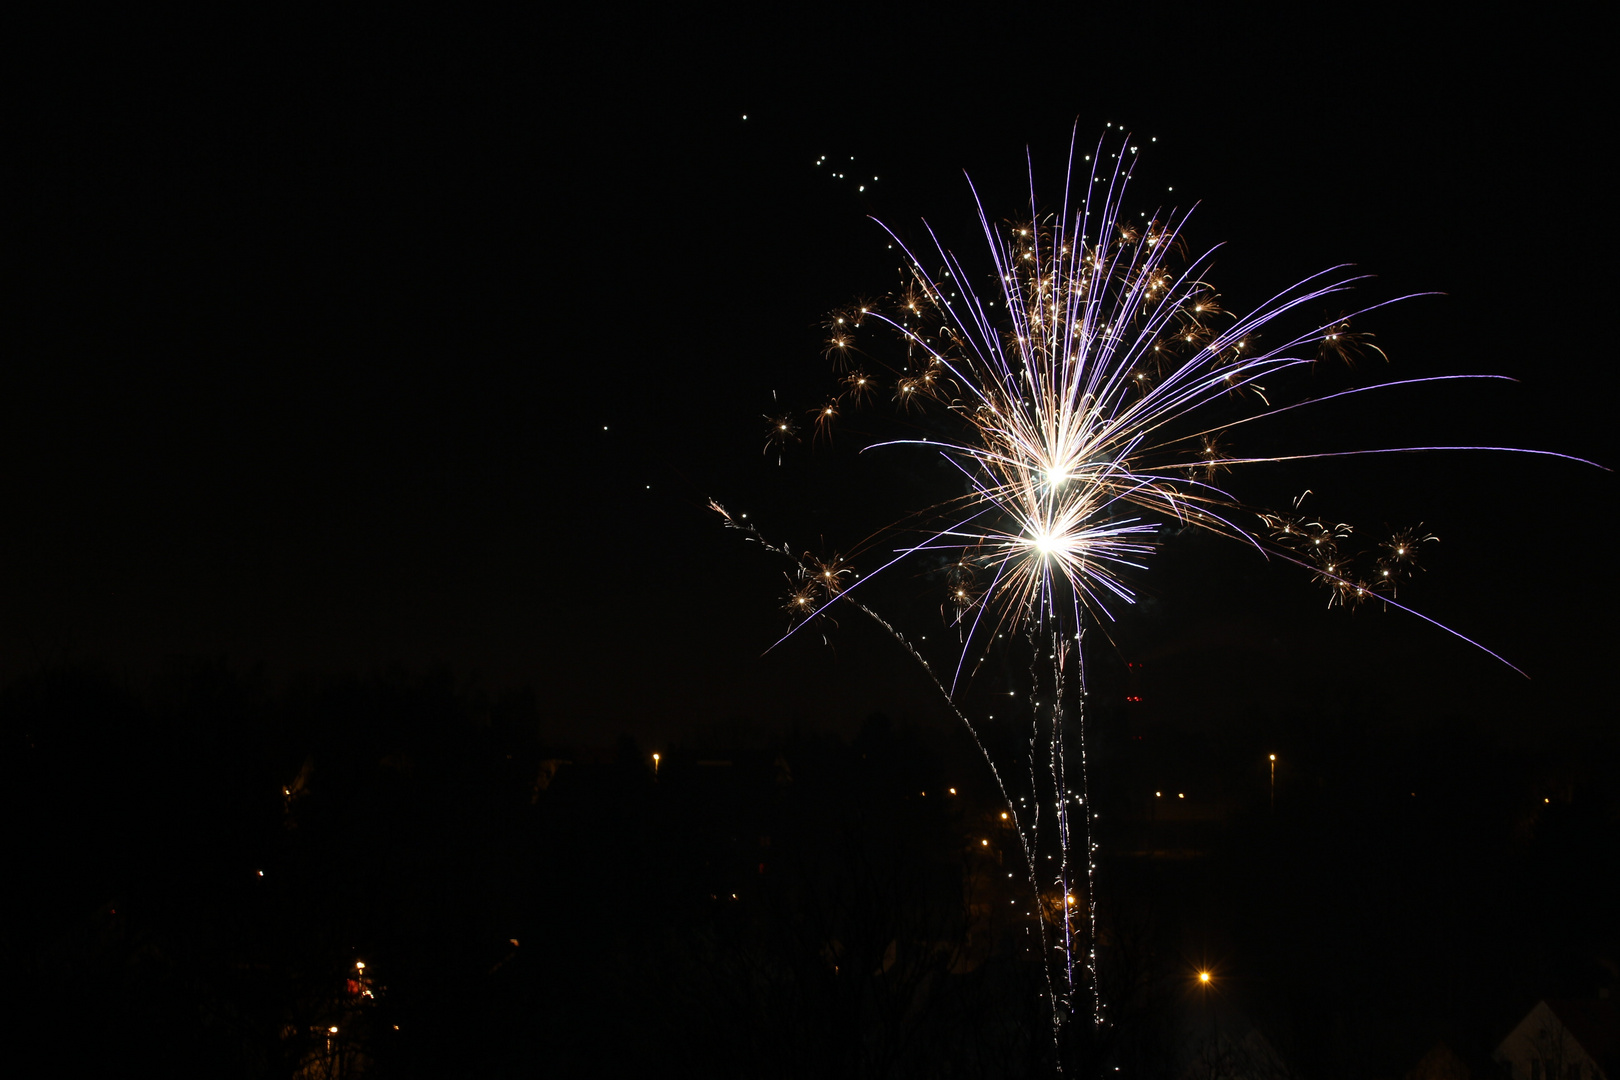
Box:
[2,661,1613,1077]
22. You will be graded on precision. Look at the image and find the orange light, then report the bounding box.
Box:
[1198,971,1211,984]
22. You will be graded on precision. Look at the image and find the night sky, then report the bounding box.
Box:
[7,9,1608,742]
[5,7,1616,1075]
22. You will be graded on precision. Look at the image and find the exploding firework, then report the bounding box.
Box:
[720,129,1598,1056]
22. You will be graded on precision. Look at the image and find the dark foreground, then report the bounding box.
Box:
[3,663,1613,1077]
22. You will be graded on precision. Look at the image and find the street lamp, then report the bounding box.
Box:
[652,753,660,777]
[1195,970,1216,1049]
[1268,754,1276,812]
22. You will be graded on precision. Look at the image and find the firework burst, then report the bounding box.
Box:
[721,129,1601,1057]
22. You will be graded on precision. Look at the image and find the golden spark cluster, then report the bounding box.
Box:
[1261,493,1437,607]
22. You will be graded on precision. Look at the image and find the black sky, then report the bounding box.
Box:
[4,8,1611,744]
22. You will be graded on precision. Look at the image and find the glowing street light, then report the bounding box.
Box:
[1269,753,1277,812]
[652,752,660,777]
[1198,970,1211,986]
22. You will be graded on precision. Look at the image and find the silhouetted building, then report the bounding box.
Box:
[1495,999,1619,1080]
